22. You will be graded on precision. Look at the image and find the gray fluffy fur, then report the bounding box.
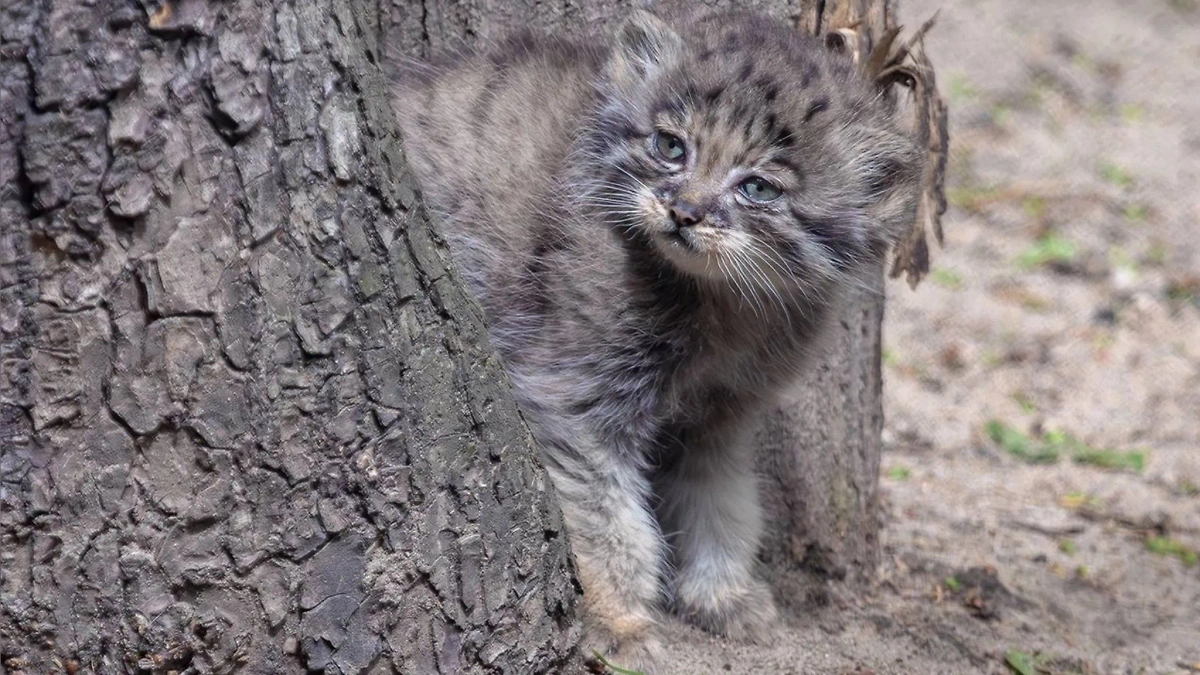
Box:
[391,7,919,666]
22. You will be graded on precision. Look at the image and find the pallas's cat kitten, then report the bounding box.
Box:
[391,6,919,663]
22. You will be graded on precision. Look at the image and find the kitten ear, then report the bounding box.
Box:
[606,10,682,88]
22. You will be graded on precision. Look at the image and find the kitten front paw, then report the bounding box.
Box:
[675,576,781,643]
[581,613,663,673]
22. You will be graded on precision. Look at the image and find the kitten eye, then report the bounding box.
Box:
[739,176,782,203]
[653,132,687,162]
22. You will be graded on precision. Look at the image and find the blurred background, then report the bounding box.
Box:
[880,0,1200,669]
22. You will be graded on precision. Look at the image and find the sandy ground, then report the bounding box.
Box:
[651,0,1200,672]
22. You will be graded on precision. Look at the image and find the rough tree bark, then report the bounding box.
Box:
[0,0,579,672]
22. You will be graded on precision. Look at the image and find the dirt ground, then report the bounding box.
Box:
[653,0,1200,673]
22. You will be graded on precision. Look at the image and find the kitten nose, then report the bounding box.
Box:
[669,200,706,228]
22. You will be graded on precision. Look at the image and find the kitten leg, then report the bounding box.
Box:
[542,437,666,669]
[655,429,780,641]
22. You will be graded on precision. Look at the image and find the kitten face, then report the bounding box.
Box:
[580,10,920,294]
[622,102,816,285]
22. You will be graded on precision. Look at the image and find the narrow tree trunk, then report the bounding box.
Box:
[756,274,887,582]
[0,0,578,672]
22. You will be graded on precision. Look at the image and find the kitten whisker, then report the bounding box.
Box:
[732,247,790,325]
[724,252,767,321]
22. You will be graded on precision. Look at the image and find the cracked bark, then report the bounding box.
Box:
[1,0,578,672]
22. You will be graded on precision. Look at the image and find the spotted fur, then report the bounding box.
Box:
[391,7,919,666]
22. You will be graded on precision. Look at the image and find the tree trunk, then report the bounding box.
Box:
[756,274,887,583]
[0,0,579,672]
